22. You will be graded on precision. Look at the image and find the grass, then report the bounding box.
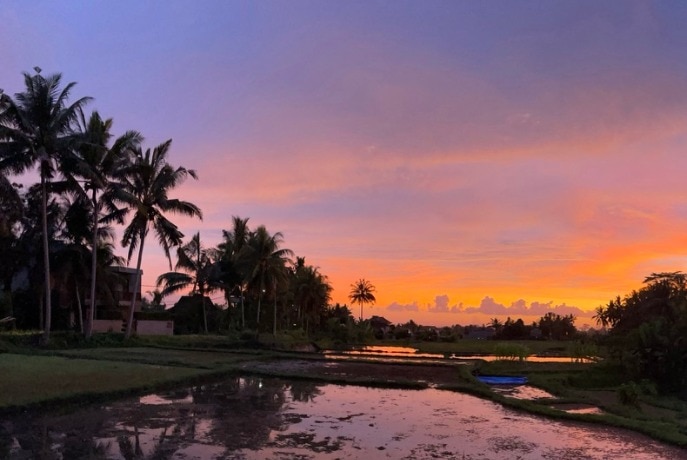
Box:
[388,339,581,356]
[467,358,687,447]
[0,353,212,411]
[54,346,259,369]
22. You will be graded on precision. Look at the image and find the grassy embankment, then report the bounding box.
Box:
[1,332,686,447]
[0,331,264,413]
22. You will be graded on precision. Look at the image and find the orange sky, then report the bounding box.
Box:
[4,1,687,327]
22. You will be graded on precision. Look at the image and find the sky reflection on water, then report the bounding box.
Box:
[325,345,596,363]
[1,377,684,459]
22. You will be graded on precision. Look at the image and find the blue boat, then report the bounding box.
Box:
[476,375,528,385]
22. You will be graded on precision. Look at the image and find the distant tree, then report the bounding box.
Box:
[489,318,502,330]
[348,278,376,322]
[496,317,530,340]
[216,216,251,328]
[243,226,293,334]
[291,261,332,335]
[537,312,576,340]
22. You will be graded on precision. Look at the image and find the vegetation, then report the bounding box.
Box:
[0,70,339,342]
[157,232,219,333]
[0,69,92,344]
[0,353,207,410]
[348,278,376,321]
[594,272,687,394]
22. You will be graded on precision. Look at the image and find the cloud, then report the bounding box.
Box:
[462,296,592,318]
[427,294,462,313]
[387,301,420,312]
[464,297,509,315]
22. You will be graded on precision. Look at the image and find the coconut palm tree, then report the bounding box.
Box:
[216,216,251,328]
[156,232,219,333]
[73,111,141,337]
[244,226,293,334]
[114,139,202,338]
[292,262,332,334]
[0,69,91,343]
[349,278,376,322]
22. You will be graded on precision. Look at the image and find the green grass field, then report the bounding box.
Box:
[0,353,209,409]
[55,347,259,369]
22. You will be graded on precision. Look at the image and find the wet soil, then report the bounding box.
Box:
[240,359,466,386]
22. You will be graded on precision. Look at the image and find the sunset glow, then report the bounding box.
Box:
[4,1,687,326]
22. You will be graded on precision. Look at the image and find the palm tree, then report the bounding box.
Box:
[291,262,332,335]
[0,69,91,343]
[73,111,142,338]
[157,232,219,333]
[115,139,202,338]
[489,318,502,330]
[349,278,376,322]
[244,226,293,334]
[216,216,250,328]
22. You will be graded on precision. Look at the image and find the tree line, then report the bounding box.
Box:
[0,68,376,343]
[594,271,687,393]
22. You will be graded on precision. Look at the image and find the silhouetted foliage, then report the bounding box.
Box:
[595,272,687,393]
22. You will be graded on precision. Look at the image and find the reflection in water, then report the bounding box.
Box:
[325,346,597,363]
[491,384,556,400]
[450,354,598,363]
[1,377,684,459]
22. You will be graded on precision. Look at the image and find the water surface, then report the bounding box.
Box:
[1,377,683,459]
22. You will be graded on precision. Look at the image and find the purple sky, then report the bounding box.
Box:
[3,1,687,325]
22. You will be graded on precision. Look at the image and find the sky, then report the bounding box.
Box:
[3,1,687,327]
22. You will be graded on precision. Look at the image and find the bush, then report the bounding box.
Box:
[494,343,530,362]
[571,342,600,362]
[618,382,641,407]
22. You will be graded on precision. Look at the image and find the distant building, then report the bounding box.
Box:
[464,326,495,340]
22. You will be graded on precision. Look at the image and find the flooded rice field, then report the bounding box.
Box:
[1,376,684,459]
[324,346,597,364]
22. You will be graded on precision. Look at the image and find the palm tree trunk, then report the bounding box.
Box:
[38,296,43,333]
[240,288,245,329]
[201,295,208,334]
[256,273,264,333]
[40,172,52,344]
[75,279,83,333]
[125,229,146,339]
[86,187,98,338]
[272,279,277,336]
[256,293,262,333]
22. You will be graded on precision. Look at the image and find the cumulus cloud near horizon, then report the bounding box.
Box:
[385,295,593,318]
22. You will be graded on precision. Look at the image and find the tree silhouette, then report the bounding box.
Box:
[348,278,376,322]
[0,69,91,343]
[115,139,202,338]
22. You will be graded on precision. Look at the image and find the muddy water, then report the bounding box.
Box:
[1,377,685,459]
